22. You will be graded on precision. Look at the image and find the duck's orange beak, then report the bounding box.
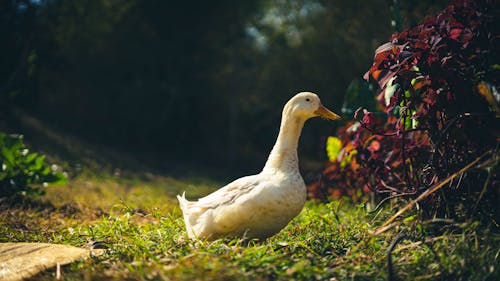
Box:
[314,104,341,120]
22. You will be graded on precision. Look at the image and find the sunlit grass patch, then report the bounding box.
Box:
[44,172,220,211]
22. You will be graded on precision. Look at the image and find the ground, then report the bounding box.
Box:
[1,170,499,281]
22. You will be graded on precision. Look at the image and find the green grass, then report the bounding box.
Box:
[1,173,499,281]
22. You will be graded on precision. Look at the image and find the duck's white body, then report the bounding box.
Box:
[177,92,340,240]
[178,171,305,239]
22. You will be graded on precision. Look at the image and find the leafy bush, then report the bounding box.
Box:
[0,132,66,198]
[310,0,499,221]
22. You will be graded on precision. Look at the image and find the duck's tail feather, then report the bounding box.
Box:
[177,192,188,212]
[177,192,197,239]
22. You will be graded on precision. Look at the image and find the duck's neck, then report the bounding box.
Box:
[263,109,306,173]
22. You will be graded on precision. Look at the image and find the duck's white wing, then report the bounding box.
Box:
[192,174,261,211]
[177,174,263,239]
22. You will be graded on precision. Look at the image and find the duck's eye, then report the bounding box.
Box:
[305,98,310,102]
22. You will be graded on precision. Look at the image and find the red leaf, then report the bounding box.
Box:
[413,79,431,91]
[449,28,462,40]
[362,110,375,128]
[368,140,381,153]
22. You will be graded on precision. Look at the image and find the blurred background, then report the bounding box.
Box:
[0,0,448,179]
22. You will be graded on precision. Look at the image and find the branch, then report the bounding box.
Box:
[373,151,491,235]
[387,233,407,281]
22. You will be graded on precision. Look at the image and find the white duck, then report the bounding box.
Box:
[177,92,340,240]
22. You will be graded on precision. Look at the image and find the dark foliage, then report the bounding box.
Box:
[310,0,499,222]
[1,0,450,175]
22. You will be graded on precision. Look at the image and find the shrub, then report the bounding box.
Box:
[0,132,66,198]
[310,0,499,221]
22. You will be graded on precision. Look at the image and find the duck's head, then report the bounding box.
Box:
[285,92,341,121]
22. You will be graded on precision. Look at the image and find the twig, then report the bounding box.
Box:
[357,118,429,137]
[379,179,403,193]
[374,151,490,235]
[56,262,61,280]
[472,143,499,213]
[471,167,492,213]
[369,192,415,214]
[387,233,407,281]
[391,234,456,253]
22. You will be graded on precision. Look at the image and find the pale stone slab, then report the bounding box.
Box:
[0,242,96,281]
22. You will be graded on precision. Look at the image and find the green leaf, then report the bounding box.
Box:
[326,137,342,161]
[32,155,46,171]
[411,110,419,129]
[340,149,358,169]
[41,166,51,176]
[404,116,412,130]
[25,153,38,163]
[1,146,15,165]
[384,76,398,106]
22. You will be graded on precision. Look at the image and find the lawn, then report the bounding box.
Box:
[1,171,498,280]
